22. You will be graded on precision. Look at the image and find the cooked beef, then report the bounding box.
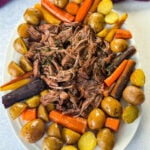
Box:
[25,22,135,117]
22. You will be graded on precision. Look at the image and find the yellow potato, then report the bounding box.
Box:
[130,69,145,87]
[97,0,113,15]
[105,11,119,24]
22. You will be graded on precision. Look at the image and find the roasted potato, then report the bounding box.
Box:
[61,145,77,150]
[78,131,97,150]
[97,128,115,150]
[88,12,105,33]
[19,56,33,72]
[47,123,62,139]
[9,102,27,120]
[110,38,128,53]
[42,136,63,150]
[88,108,106,130]
[101,96,122,117]
[37,104,49,122]
[13,37,28,54]
[62,128,81,144]
[54,0,69,8]
[130,69,145,87]
[20,119,45,143]
[123,85,145,105]
[8,61,25,77]
[25,95,40,108]
[17,23,30,38]
[122,105,139,123]
[24,8,42,25]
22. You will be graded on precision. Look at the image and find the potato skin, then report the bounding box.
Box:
[101,96,122,117]
[97,128,115,150]
[88,108,106,130]
[123,85,145,105]
[20,119,45,143]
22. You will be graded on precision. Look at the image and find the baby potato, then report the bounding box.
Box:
[123,85,145,105]
[110,38,128,53]
[101,96,122,117]
[47,123,62,139]
[20,119,45,143]
[62,128,81,144]
[37,104,49,122]
[88,108,106,130]
[61,145,77,150]
[97,0,113,15]
[122,105,139,123]
[9,102,27,120]
[19,56,33,72]
[17,23,30,38]
[130,69,145,87]
[105,11,119,24]
[25,95,40,108]
[88,12,105,33]
[8,61,25,77]
[54,0,69,8]
[42,136,63,150]
[97,128,115,150]
[78,131,97,150]
[24,8,42,25]
[13,37,28,55]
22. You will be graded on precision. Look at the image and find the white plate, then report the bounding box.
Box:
[3,14,142,150]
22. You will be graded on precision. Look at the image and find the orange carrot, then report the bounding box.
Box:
[89,0,101,12]
[105,117,120,132]
[103,83,115,97]
[75,0,94,22]
[0,71,33,88]
[104,60,128,87]
[49,110,87,133]
[114,29,132,39]
[22,108,37,121]
[41,0,74,23]
[66,2,79,16]
[111,59,136,99]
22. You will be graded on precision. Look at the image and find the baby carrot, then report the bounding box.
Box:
[105,117,120,132]
[114,29,132,39]
[66,2,79,16]
[111,59,136,99]
[49,110,87,133]
[41,0,74,23]
[104,59,128,87]
[22,108,37,121]
[75,0,94,22]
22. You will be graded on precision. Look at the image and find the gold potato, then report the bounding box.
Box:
[42,136,63,150]
[88,108,106,130]
[97,128,115,150]
[101,96,122,117]
[17,23,30,38]
[123,85,145,105]
[20,119,45,143]
[130,69,145,87]
[25,95,40,108]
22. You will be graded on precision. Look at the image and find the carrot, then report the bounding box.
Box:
[66,2,79,16]
[22,108,37,121]
[89,0,101,12]
[75,0,94,22]
[41,0,74,23]
[0,78,32,91]
[49,110,87,133]
[103,83,115,97]
[111,59,136,99]
[0,71,33,88]
[114,29,132,39]
[104,60,128,87]
[105,117,120,132]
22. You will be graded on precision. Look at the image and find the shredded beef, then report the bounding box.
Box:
[26,22,117,117]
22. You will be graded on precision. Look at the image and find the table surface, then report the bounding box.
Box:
[0,0,150,150]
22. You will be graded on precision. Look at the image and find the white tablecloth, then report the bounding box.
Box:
[0,0,150,149]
